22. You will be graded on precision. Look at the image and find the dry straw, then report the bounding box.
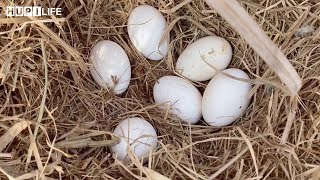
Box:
[205,0,302,96]
[0,0,320,179]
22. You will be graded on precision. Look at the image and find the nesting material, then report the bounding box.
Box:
[295,25,315,38]
[204,0,302,95]
[0,0,319,179]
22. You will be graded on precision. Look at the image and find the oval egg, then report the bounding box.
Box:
[202,68,252,127]
[90,40,131,94]
[176,36,232,81]
[111,117,158,162]
[153,76,202,124]
[128,5,169,60]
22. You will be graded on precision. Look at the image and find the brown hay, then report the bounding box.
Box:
[0,0,320,179]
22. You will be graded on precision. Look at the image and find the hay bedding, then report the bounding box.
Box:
[0,0,319,179]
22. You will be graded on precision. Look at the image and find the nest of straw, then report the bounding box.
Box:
[0,0,320,179]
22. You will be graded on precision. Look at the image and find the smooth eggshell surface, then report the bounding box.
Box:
[202,68,252,127]
[111,117,158,162]
[153,76,202,124]
[128,5,169,60]
[176,36,232,81]
[90,40,131,94]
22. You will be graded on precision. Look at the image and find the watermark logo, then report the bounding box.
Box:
[6,6,62,17]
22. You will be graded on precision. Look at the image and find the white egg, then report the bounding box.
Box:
[202,68,252,127]
[90,40,131,94]
[111,117,158,162]
[176,36,232,81]
[153,76,202,124]
[128,5,169,60]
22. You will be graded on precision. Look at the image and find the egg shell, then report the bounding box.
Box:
[111,117,158,162]
[202,68,252,127]
[128,5,169,60]
[153,76,202,124]
[176,36,232,81]
[90,40,131,94]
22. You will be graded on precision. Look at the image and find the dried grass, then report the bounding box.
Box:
[0,0,320,179]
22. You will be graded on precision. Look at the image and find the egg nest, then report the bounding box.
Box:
[0,0,319,179]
